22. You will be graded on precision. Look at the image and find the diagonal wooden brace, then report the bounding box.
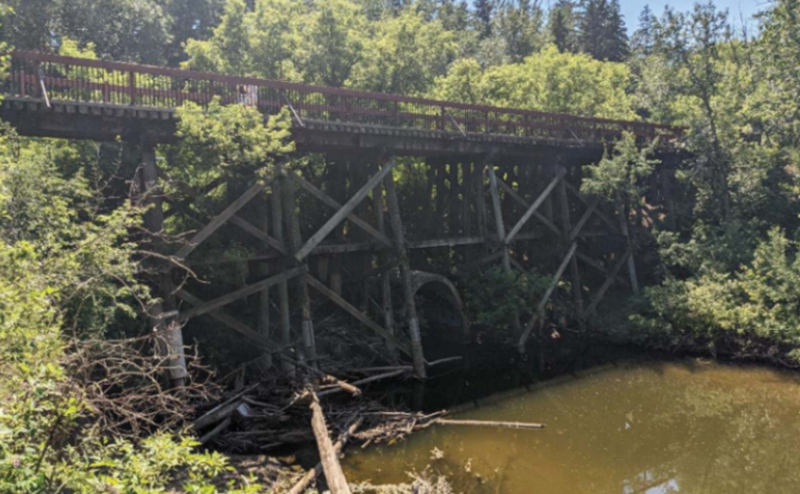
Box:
[505,168,566,244]
[175,289,296,355]
[496,177,562,237]
[569,197,601,241]
[582,249,631,319]
[304,273,413,358]
[294,160,397,262]
[175,179,271,259]
[564,181,621,234]
[289,170,393,248]
[518,242,578,352]
[177,266,306,322]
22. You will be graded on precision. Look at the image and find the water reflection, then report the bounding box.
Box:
[343,360,800,493]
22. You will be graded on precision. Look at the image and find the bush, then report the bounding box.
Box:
[463,266,551,341]
[627,227,800,364]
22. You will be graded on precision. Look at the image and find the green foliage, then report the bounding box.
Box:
[347,9,458,95]
[463,267,551,339]
[629,228,800,363]
[0,123,265,494]
[432,45,637,119]
[174,99,294,177]
[581,132,660,203]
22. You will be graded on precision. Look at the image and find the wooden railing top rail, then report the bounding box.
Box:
[5,51,680,140]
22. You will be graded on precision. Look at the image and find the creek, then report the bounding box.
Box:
[343,359,800,493]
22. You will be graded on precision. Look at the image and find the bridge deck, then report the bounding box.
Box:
[1,51,678,157]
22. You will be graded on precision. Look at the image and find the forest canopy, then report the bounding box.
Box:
[3,0,800,492]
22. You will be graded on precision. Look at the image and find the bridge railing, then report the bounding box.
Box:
[4,51,678,144]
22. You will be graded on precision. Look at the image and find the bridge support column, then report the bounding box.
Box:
[256,193,272,368]
[556,167,585,331]
[487,162,523,338]
[139,139,186,387]
[270,175,295,375]
[384,160,426,379]
[280,166,317,368]
[373,178,397,357]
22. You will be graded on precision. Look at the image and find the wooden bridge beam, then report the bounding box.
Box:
[487,162,523,337]
[384,160,427,379]
[139,139,186,387]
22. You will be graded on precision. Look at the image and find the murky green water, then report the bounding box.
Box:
[344,360,800,493]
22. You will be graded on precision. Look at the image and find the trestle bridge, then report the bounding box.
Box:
[1,51,681,383]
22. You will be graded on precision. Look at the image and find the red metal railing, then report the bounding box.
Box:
[3,51,678,144]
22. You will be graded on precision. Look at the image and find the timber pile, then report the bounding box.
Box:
[193,364,544,493]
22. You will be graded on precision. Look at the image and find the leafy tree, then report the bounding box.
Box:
[164,0,226,66]
[347,9,458,95]
[581,131,660,205]
[58,0,173,64]
[296,0,367,87]
[479,45,637,119]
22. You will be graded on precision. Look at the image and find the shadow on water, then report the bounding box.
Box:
[344,332,800,494]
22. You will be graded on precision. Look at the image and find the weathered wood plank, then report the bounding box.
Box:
[384,163,427,377]
[569,197,600,241]
[177,267,306,322]
[294,160,397,261]
[227,214,288,255]
[496,176,562,237]
[175,180,270,259]
[564,181,621,234]
[518,242,578,351]
[583,250,631,318]
[505,168,566,244]
[487,164,522,337]
[289,170,392,248]
[304,274,413,357]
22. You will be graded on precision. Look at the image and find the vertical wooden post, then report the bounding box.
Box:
[256,194,272,368]
[557,167,585,328]
[461,162,472,237]
[384,161,426,379]
[140,138,186,387]
[487,163,522,336]
[374,179,396,357]
[270,175,294,374]
[617,196,640,294]
[329,162,345,295]
[281,169,317,367]
[475,161,488,239]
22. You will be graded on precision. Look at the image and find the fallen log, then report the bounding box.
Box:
[308,391,351,494]
[277,354,362,397]
[199,416,232,444]
[288,417,364,494]
[350,365,413,374]
[317,368,410,398]
[426,356,463,368]
[433,418,545,430]
[194,383,259,430]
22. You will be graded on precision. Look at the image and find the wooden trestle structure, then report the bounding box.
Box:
[0,52,682,383]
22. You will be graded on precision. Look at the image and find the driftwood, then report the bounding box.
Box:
[308,391,351,494]
[199,416,232,444]
[194,383,259,430]
[432,418,545,430]
[289,417,364,494]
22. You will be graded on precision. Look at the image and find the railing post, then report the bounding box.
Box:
[440,106,446,131]
[19,62,26,98]
[129,70,136,106]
